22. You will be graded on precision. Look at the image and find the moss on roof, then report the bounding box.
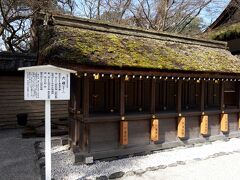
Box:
[40,25,240,73]
[207,23,240,41]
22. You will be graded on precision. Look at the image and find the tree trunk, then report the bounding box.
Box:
[154,0,170,31]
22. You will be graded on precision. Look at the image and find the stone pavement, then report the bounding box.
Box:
[123,152,240,180]
[0,129,41,180]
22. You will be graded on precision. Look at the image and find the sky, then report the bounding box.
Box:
[199,0,230,26]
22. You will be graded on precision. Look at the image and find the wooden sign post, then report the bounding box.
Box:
[177,117,185,138]
[120,121,128,145]
[221,113,228,132]
[151,119,159,141]
[200,115,208,135]
[19,65,76,180]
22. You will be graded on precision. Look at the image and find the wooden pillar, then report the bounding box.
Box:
[120,77,125,116]
[82,75,89,152]
[200,115,208,135]
[83,75,89,117]
[220,81,225,112]
[75,77,82,146]
[150,79,158,142]
[163,80,167,110]
[150,119,159,141]
[220,81,228,133]
[69,75,81,147]
[151,79,156,114]
[138,79,142,108]
[177,80,185,138]
[76,77,82,113]
[120,77,128,145]
[200,80,205,112]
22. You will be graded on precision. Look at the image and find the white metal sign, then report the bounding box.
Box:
[24,69,70,100]
[19,65,76,180]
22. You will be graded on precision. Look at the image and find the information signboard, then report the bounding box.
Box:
[19,65,76,180]
[24,67,70,100]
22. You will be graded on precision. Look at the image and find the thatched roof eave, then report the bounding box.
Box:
[39,13,240,74]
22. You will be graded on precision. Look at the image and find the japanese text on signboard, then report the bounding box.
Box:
[24,69,70,100]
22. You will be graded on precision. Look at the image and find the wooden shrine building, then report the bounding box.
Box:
[38,13,240,162]
[206,0,240,55]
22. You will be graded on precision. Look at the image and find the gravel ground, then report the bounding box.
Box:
[52,138,240,180]
[0,129,41,180]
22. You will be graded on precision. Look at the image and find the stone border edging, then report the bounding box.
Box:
[34,137,240,180]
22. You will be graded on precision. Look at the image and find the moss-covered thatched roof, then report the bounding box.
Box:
[206,22,240,41]
[40,14,240,74]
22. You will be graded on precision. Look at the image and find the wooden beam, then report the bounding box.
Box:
[177,116,185,138]
[151,79,156,114]
[200,115,208,135]
[68,64,240,79]
[220,113,228,132]
[177,80,182,113]
[120,121,128,145]
[200,80,205,112]
[150,119,159,141]
[83,75,89,117]
[120,77,125,116]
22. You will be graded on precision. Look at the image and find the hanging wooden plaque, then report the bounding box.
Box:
[200,115,208,135]
[120,121,128,145]
[221,113,228,132]
[177,117,185,138]
[151,119,159,141]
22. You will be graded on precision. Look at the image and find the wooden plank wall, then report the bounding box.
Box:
[0,75,68,128]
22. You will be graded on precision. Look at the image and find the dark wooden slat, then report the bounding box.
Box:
[0,75,68,127]
[200,81,205,112]
[163,81,167,109]
[177,80,182,113]
[209,115,221,136]
[185,116,200,139]
[158,117,177,143]
[120,77,125,117]
[220,81,225,111]
[128,120,148,146]
[89,122,119,152]
[151,79,156,114]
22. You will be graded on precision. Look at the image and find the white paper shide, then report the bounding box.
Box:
[24,68,70,100]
